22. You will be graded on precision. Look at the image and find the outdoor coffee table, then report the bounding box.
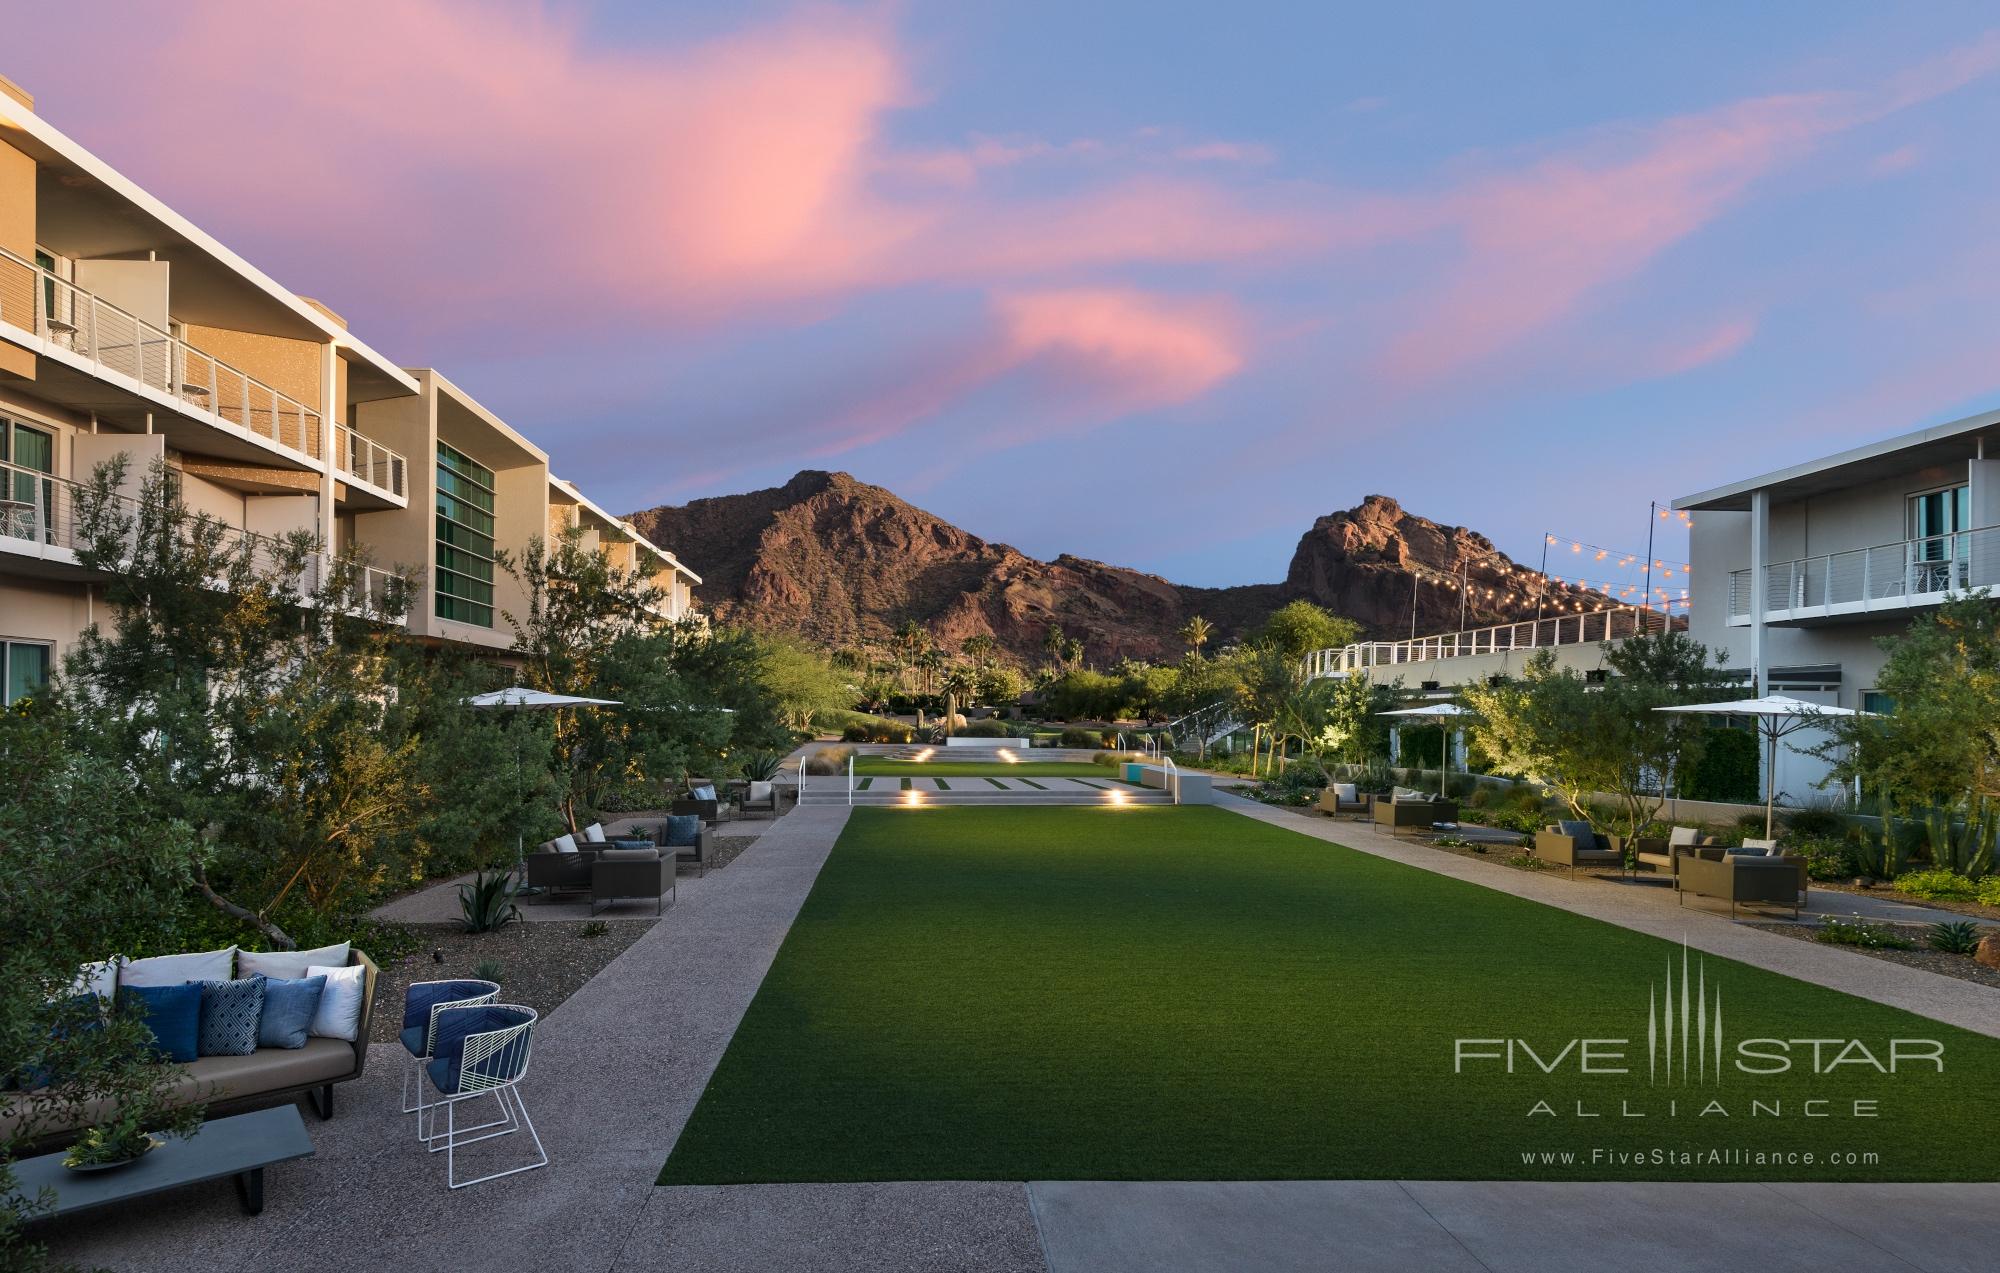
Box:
[8,1106,313,1220]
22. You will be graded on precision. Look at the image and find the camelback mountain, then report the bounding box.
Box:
[626,472,1601,664]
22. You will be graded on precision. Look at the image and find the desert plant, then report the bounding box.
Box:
[1891,869,1981,901]
[1795,835,1862,882]
[1503,852,1550,871]
[1814,917,1915,950]
[842,724,869,742]
[473,957,506,982]
[739,749,784,782]
[804,745,855,775]
[1927,921,1982,955]
[959,719,1019,738]
[459,869,521,933]
[580,920,610,939]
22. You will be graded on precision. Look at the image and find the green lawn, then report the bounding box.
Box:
[848,758,1113,778]
[661,807,2000,1183]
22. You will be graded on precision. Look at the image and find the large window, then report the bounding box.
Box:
[1908,485,1970,591]
[435,442,497,627]
[3,640,51,705]
[0,417,55,543]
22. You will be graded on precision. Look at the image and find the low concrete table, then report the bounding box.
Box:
[8,1106,313,1220]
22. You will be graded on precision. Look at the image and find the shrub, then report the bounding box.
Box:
[580,920,610,939]
[869,724,916,744]
[959,719,1019,738]
[1681,726,1758,802]
[1783,802,1850,840]
[1794,835,1861,882]
[739,749,785,781]
[842,724,869,742]
[1503,852,1550,871]
[1927,921,1982,955]
[1814,917,1915,950]
[459,870,520,933]
[1058,726,1104,749]
[804,745,855,775]
[473,958,505,982]
[1892,869,1981,901]
[1982,878,2000,907]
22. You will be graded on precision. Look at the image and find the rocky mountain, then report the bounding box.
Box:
[626,473,1598,664]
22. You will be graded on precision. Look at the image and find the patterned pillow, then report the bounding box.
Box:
[664,814,702,847]
[196,976,266,1057]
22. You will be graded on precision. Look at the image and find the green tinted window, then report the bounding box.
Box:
[436,442,496,627]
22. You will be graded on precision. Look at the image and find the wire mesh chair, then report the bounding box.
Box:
[397,979,501,1129]
[419,1003,546,1189]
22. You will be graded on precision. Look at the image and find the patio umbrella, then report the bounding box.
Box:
[1378,702,1478,796]
[465,687,624,868]
[1652,695,1867,839]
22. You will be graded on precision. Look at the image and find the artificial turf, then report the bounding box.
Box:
[660,806,2000,1184]
[848,758,1114,778]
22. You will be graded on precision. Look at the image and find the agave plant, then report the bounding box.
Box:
[739,749,785,782]
[1927,920,1982,956]
[459,869,521,934]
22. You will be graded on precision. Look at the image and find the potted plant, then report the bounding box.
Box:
[63,1111,163,1172]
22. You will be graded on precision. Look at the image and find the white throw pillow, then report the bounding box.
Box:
[583,823,607,843]
[1333,783,1358,802]
[239,941,351,982]
[307,963,366,1041]
[555,833,579,854]
[118,946,236,989]
[72,959,120,1001]
[749,781,773,802]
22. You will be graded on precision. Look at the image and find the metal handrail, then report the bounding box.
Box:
[1301,601,1692,680]
[1162,755,1180,805]
[1736,525,2000,618]
[0,245,324,462]
[333,423,408,498]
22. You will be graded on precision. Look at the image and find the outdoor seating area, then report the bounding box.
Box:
[1371,788,1457,834]
[524,815,709,905]
[397,979,546,1189]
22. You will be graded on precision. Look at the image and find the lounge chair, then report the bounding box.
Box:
[737,779,779,817]
[589,847,676,916]
[524,834,596,901]
[1532,821,1623,878]
[1633,825,1709,880]
[1676,843,1805,918]
[1374,789,1457,834]
[1316,783,1371,819]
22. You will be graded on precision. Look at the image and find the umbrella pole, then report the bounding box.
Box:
[1765,724,1778,840]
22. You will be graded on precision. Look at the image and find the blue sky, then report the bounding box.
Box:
[19,1,2000,589]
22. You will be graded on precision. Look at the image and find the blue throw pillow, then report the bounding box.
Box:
[196,977,265,1057]
[691,784,716,802]
[1557,819,1595,843]
[256,974,326,1050]
[664,814,702,848]
[124,983,202,1063]
[15,994,103,1090]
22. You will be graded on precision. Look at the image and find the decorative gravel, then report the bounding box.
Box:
[1807,881,2000,922]
[710,835,758,870]
[367,917,652,1043]
[1743,920,2000,990]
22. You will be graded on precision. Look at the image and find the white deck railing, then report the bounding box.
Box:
[1727,526,2000,623]
[0,246,324,463]
[333,422,408,499]
[0,458,405,622]
[1302,602,1691,680]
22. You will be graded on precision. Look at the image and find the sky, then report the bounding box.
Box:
[13,1,2000,589]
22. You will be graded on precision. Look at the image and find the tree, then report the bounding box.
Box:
[940,665,978,736]
[915,645,945,694]
[759,635,851,736]
[977,663,1025,709]
[892,620,929,690]
[1462,633,1723,837]
[1042,623,1067,673]
[1062,634,1086,670]
[1312,673,1399,763]
[1253,600,1362,664]
[1179,615,1213,661]
[961,633,997,670]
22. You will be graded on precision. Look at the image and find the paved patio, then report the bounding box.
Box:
[38,798,2000,1272]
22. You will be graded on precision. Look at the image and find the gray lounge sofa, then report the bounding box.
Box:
[0,949,378,1151]
[1374,792,1457,833]
[1677,844,1806,918]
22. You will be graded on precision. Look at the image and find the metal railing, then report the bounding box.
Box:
[1301,602,1692,680]
[0,458,405,622]
[0,246,323,461]
[1728,526,2000,622]
[333,423,408,498]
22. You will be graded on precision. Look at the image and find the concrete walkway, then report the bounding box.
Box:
[1222,794,2000,1039]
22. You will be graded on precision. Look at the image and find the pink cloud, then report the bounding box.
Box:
[1650,314,1758,376]
[1172,140,1276,165]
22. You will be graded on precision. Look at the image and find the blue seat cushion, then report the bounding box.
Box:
[402,980,496,1037]
[255,974,326,1050]
[663,814,702,848]
[424,1005,532,1095]
[123,982,202,1064]
[398,1024,428,1059]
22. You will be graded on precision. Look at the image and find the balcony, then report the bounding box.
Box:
[333,422,407,505]
[1726,526,2000,625]
[1302,602,1691,680]
[1,458,406,623]
[0,246,324,467]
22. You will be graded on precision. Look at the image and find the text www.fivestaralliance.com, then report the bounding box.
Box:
[1520,1148,1881,1168]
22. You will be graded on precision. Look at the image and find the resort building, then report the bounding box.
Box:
[0,74,695,695]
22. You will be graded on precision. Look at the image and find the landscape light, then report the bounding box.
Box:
[903,788,925,807]
[1104,787,1127,806]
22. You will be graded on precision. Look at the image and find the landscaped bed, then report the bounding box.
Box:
[369,919,650,1044]
[662,806,2000,1184]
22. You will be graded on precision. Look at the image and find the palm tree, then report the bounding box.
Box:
[940,666,977,738]
[1179,615,1212,662]
[1063,635,1085,670]
[962,633,997,670]
[916,645,945,694]
[892,620,927,690]
[1042,623,1067,674]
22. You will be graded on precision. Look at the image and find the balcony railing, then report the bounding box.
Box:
[1302,602,1691,680]
[1726,526,2000,623]
[0,458,405,623]
[0,246,323,462]
[333,423,407,499]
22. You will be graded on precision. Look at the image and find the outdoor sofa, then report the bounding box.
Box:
[1631,825,1712,879]
[1374,789,1457,833]
[0,946,378,1152]
[1532,821,1624,878]
[1316,783,1372,818]
[1676,843,1807,918]
[589,847,676,916]
[605,815,717,877]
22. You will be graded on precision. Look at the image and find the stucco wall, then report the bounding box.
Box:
[0,138,36,380]
[179,323,324,415]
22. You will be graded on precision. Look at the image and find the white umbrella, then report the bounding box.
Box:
[465,687,624,868]
[1653,694,1868,838]
[1379,702,1478,796]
